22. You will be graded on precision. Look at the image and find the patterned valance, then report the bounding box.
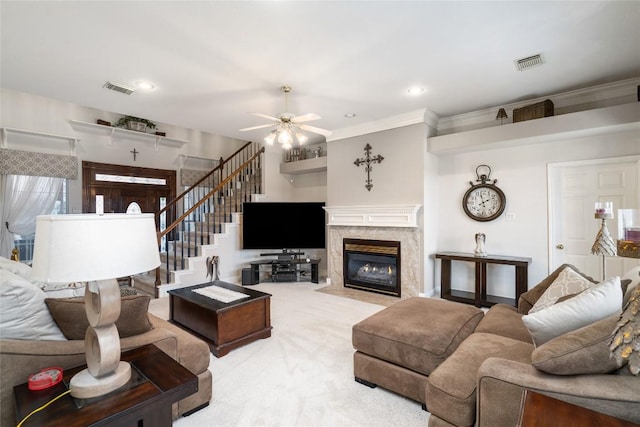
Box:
[0,148,78,179]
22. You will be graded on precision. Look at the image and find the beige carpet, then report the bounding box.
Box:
[149,282,429,427]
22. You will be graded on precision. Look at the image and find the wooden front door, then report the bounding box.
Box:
[82,162,176,221]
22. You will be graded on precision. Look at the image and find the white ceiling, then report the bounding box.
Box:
[2,1,639,144]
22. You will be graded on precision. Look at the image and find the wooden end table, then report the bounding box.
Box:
[168,280,272,357]
[13,344,198,427]
[518,390,639,427]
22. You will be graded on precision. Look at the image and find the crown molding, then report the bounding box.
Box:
[327,109,430,142]
[437,77,640,134]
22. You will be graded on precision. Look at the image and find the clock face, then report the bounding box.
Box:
[463,184,506,221]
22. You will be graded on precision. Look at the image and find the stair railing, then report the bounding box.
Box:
[154,141,264,288]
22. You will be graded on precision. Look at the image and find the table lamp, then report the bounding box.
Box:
[31,213,160,399]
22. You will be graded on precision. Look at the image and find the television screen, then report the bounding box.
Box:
[242,202,326,250]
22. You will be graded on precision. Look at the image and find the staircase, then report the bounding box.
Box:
[134,141,264,297]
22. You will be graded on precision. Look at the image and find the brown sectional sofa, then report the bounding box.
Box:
[0,312,212,427]
[353,264,640,426]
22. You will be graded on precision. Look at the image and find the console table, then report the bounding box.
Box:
[435,252,531,307]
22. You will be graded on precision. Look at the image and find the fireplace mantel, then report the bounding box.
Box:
[324,205,421,228]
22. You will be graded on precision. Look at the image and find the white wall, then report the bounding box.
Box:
[327,124,425,205]
[433,128,640,298]
[1,89,247,213]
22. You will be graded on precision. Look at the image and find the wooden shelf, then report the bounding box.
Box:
[1,127,78,154]
[69,120,189,149]
[279,156,327,174]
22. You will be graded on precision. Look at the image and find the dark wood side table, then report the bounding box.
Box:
[435,251,531,307]
[13,344,198,427]
[518,390,640,427]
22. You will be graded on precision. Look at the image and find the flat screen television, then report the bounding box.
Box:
[242,202,326,250]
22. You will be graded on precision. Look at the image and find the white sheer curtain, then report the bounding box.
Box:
[0,175,64,258]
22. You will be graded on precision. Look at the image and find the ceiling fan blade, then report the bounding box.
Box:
[249,112,281,122]
[299,124,333,137]
[291,113,321,124]
[239,124,274,132]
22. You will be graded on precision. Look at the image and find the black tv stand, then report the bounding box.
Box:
[250,251,319,284]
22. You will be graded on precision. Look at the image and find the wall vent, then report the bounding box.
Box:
[103,81,135,95]
[514,54,543,71]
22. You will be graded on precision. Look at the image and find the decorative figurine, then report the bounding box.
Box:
[474,233,487,257]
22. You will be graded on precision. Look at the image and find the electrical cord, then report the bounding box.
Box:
[16,389,71,427]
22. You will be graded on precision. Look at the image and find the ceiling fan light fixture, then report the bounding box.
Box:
[296,132,308,144]
[264,131,277,145]
[278,129,292,145]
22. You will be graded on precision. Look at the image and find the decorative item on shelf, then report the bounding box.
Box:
[474,233,487,257]
[591,202,616,280]
[462,165,506,222]
[496,108,508,125]
[154,131,166,137]
[512,99,554,123]
[30,213,160,398]
[617,209,640,258]
[313,146,323,158]
[354,143,384,191]
[610,284,640,375]
[96,119,112,127]
[114,116,157,133]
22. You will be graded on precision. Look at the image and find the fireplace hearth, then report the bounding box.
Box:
[343,239,401,297]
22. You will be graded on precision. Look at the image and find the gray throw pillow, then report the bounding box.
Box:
[45,294,153,339]
[531,314,619,375]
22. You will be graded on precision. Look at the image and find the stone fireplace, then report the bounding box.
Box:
[324,205,422,299]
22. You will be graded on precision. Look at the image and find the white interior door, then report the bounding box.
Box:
[549,156,640,281]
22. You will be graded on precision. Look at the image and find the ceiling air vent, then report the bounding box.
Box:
[514,53,543,71]
[103,81,135,95]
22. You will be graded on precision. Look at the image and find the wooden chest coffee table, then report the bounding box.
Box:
[168,281,272,357]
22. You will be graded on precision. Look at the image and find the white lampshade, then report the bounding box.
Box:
[32,213,160,283]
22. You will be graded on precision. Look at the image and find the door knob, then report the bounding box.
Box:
[556,244,564,250]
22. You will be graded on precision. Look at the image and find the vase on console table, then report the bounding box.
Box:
[474,233,487,257]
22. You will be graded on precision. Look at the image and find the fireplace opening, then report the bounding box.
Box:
[343,239,401,297]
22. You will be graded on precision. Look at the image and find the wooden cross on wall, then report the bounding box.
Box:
[354,143,384,191]
[130,148,139,161]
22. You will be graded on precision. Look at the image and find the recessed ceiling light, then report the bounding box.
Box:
[407,87,424,95]
[344,113,356,118]
[134,81,156,90]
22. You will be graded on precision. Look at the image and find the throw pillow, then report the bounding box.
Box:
[531,314,620,375]
[522,276,622,346]
[0,256,33,280]
[518,264,597,314]
[529,266,596,313]
[45,294,153,340]
[0,270,66,340]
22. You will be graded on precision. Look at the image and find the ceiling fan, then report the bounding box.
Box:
[239,85,332,148]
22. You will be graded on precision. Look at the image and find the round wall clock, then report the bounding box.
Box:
[462,165,506,222]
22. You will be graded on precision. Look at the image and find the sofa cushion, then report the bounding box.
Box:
[0,256,32,280]
[529,266,597,313]
[45,295,153,339]
[522,276,622,346]
[622,266,640,306]
[531,314,619,375]
[0,270,66,340]
[518,264,597,314]
[426,332,534,426]
[352,297,483,376]
[473,304,532,343]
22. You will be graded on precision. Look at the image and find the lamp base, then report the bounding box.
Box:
[69,361,131,399]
